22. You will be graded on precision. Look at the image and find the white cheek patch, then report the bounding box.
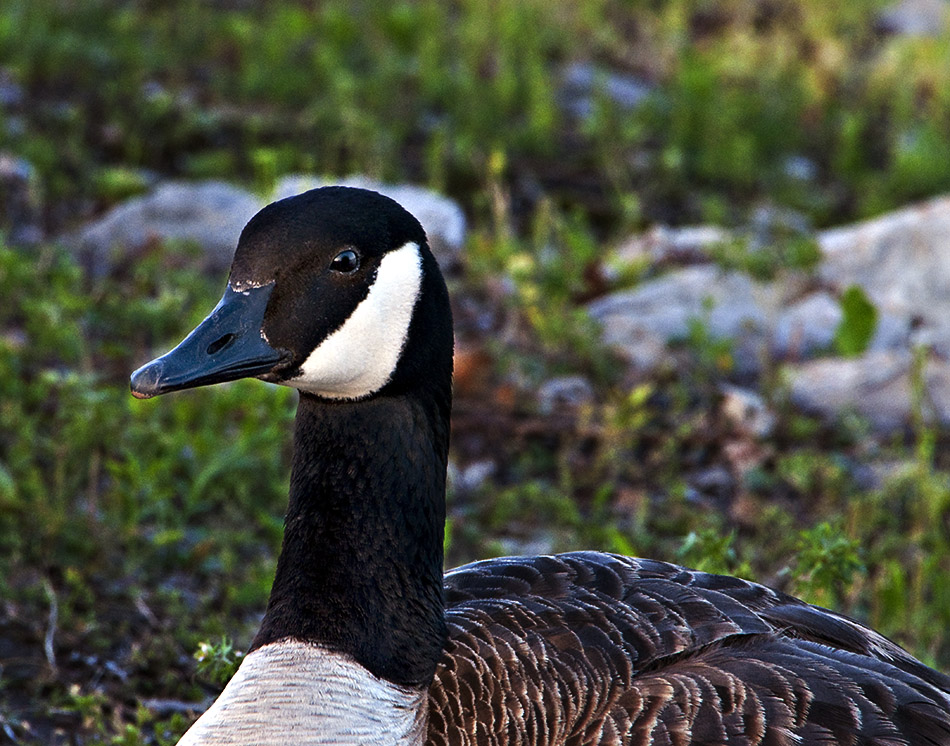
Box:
[288,241,422,399]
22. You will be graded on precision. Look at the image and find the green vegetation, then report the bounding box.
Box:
[2,0,950,742]
[834,284,878,356]
[709,233,822,282]
[3,0,950,229]
[194,637,244,686]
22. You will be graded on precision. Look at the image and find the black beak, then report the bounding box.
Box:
[130,283,290,399]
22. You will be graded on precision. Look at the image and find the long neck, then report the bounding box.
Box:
[250,388,450,688]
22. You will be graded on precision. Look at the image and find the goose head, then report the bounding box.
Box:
[130,186,453,403]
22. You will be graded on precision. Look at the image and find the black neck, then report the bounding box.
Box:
[250,388,450,687]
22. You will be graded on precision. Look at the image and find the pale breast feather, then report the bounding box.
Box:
[177,640,428,746]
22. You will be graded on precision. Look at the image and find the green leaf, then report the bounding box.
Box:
[834,285,877,357]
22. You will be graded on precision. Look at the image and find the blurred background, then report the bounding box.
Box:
[2,0,950,742]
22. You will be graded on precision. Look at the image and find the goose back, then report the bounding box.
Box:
[429,552,950,745]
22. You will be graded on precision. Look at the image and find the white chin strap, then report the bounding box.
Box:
[288,242,422,399]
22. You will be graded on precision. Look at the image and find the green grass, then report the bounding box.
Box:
[2,0,950,742]
[3,0,950,229]
[0,241,296,742]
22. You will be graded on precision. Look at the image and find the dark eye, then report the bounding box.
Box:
[330,249,360,273]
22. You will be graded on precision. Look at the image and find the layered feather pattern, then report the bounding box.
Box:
[428,552,950,746]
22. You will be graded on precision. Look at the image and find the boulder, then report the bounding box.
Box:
[558,62,653,120]
[593,195,950,432]
[65,176,467,279]
[66,181,261,277]
[0,153,44,247]
[611,224,730,268]
[537,375,595,414]
[771,291,840,360]
[720,385,776,439]
[785,351,950,433]
[587,265,784,373]
[273,175,467,272]
[876,0,949,36]
[818,195,950,359]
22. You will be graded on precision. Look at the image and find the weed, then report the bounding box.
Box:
[469,197,622,385]
[834,285,878,357]
[709,235,821,282]
[792,521,863,608]
[678,527,753,578]
[194,637,244,686]
[676,307,735,383]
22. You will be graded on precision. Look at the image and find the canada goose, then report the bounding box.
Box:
[131,186,950,745]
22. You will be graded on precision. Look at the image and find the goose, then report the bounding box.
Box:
[130,186,950,746]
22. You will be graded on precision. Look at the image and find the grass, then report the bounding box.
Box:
[0,241,295,742]
[2,0,950,742]
[3,0,950,230]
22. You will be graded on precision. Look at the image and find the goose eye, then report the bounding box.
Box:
[330,249,360,273]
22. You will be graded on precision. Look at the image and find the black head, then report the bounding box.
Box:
[130,186,454,403]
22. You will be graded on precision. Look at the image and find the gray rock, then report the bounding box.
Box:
[0,153,43,246]
[537,376,595,414]
[846,459,884,492]
[0,69,24,109]
[870,312,913,353]
[866,460,909,488]
[3,115,24,139]
[747,205,812,250]
[689,466,735,501]
[449,459,496,495]
[142,698,206,716]
[272,175,467,271]
[559,62,653,119]
[772,291,840,360]
[611,224,731,268]
[782,155,819,182]
[877,0,949,36]
[785,350,950,433]
[773,291,910,360]
[67,181,261,276]
[818,194,950,359]
[495,534,558,558]
[720,385,776,438]
[587,266,783,373]
[596,195,950,430]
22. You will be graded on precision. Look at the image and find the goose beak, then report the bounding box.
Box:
[130,283,290,399]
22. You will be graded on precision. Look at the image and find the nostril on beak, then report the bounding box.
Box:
[207,333,236,356]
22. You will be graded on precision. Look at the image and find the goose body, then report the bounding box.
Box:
[131,187,950,745]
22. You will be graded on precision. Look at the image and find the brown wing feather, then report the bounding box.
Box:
[427,552,950,746]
